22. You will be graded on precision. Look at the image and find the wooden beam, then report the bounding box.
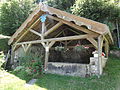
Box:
[14,18,40,44]
[13,45,17,51]
[44,22,63,36]
[22,43,31,52]
[30,29,42,37]
[55,30,64,38]
[103,36,109,58]
[22,44,26,52]
[15,34,99,46]
[68,28,80,35]
[48,15,99,35]
[48,41,55,48]
[87,38,98,49]
[26,44,31,52]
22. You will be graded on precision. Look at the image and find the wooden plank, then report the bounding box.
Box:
[15,34,99,46]
[87,38,98,49]
[30,29,42,37]
[44,22,63,36]
[48,15,99,35]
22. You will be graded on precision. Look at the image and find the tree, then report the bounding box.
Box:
[47,0,75,12]
[0,0,35,36]
[0,0,35,51]
[71,0,120,30]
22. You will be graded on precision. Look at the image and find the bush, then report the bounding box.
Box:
[13,53,44,78]
[0,53,5,69]
[0,0,35,52]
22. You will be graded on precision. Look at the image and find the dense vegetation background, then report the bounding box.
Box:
[0,0,120,51]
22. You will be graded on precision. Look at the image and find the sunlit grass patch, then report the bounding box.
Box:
[0,70,47,90]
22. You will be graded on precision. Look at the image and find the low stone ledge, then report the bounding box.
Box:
[46,62,90,77]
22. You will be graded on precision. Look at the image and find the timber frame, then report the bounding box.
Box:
[9,3,113,76]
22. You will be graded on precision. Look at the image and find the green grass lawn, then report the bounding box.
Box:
[0,56,120,90]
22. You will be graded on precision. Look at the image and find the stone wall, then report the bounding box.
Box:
[90,57,107,75]
[46,56,107,77]
[47,62,90,77]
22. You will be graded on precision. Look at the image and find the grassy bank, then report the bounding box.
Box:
[0,56,120,90]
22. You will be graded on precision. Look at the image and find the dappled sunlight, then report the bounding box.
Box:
[0,70,47,90]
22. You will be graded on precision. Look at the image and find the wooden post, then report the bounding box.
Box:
[42,22,45,34]
[98,35,103,76]
[43,41,55,71]
[10,45,15,66]
[104,40,109,58]
[44,46,50,70]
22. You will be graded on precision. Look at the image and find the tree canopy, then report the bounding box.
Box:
[0,0,35,51]
[71,0,120,30]
[0,0,35,36]
[47,0,75,12]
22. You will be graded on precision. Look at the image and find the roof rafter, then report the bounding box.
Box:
[47,15,99,35]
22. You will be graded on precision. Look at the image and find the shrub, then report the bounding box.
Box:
[13,53,44,78]
[0,53,5,69]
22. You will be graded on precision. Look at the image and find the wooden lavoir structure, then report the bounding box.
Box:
[8,3,113,77]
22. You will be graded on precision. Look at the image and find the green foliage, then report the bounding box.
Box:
[55,46,65,51]
[0,53,5,69]
[0,0,35,51]
[13,53,44,78]
[0,0,34,36]
[0,39,9,52]
[72,0,120,22]
[74,44,89,51]
[47,0,75,12]
[71,0,120,30]
[12,67,33,81]
[14,66,25,72]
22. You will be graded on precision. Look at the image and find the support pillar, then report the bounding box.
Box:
[10,45,15,67]
[105,40,109,58]
[98,35,103,76]
[44,46,50,70]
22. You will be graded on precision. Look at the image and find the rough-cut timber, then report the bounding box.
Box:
[8,3,113,77]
